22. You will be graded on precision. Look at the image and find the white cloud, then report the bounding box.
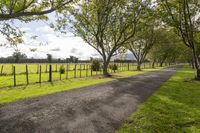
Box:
[35,26,55,34]
[0,21,100,60]
[0,47,13,57]
[21,27,31,32]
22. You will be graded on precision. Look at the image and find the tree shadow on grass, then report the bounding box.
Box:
[119,70,200,132]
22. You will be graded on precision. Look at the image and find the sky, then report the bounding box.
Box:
[0,13,134,60]
[0,17,99,60]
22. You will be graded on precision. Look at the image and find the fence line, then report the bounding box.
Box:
[0,62,174,88]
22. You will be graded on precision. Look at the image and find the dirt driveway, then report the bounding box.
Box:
[0,66,182,133]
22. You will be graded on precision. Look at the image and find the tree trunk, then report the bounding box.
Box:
[160,59,166,67]
[192,48,199,69]
[191,48,200,80]
[196,69,200,80]
[102,61,110,77]
[198,57,200,65]
[160,62,163,67]
[191,60,194,69]
[137,62,141,71]
[152,60,155,68]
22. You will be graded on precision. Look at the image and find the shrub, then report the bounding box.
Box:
[109,64,118,71]
[59,65,65,74]
[91,59,101,71]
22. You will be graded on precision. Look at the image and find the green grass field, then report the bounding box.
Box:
[0,63,155,88]
[118,66,200,133]
[0,66,164,104]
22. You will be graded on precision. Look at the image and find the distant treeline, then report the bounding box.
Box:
[0,58,88,63]
[0,57,138,64]
[0,52,137,64]
[114,59,136,63]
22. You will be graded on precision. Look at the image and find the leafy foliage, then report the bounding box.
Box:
[46,54,52,63]
[8,51,27,63]
[54,0,149,76]
[148,28,185,66]
[126,6,157,70]
[109,64,118,71]
[59,65,65,74]
[91,59,101,71]
[157,0,200,69]
[0,0,73,45]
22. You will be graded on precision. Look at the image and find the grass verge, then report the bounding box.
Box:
[0,67,164,104]
[118,66,200,133]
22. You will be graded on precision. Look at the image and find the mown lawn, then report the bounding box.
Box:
[0,67,164,104]
[118,66,200,133]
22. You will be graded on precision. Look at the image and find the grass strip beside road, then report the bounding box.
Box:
[0,67,164,104]
[118,66,200,133]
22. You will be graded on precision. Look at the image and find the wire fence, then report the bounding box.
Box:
[0,62,169,88]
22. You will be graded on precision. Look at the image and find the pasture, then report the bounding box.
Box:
[0,62,159,88]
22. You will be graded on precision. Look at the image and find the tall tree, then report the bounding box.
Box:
[127,7,156,70]
[54,0,149,76]
[0,0,72,20]
[47,54,52,63]
[177,48,194,68]
[157,0,200,79]
[148,28,183,67]
[11,51,27,63]
[0,0,73,45]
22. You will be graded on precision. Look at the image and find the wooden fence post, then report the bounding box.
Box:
[131,63,133,70]
[39,65,42,83]
[100,64,102,75]
[49,64,52,82]
[117,64,119,72]
[91,65,93,76]
[13,66,16,87]
[37,64,39,74]
[80,64,82,78]
[66,64,68,79]
[128,63,130,71]
[56,64,58,72]
[74,64,77,78]
[131,63,132,70]
[1,65,3,74]
[26,64,29,85]
[46,64,48,73]
[86,65,88,77]
[60,65,62,80]
[113,63,116,73]
[12,65,14,75]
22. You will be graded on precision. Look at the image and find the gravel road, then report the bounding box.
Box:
[0,66,182,133]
